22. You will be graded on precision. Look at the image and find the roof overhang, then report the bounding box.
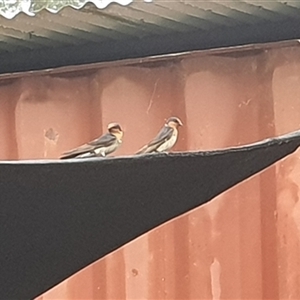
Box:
[1,0,300,73]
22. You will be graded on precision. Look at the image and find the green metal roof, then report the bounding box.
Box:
[0,0,300,74]
[0,0,299,50]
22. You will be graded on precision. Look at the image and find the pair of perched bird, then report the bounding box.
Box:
[60,117,183,159]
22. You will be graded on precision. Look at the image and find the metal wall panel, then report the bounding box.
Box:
[0,42,299,299]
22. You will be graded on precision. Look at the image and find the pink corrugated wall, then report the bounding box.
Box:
[0,44,299,300]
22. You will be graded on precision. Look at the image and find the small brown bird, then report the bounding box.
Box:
[136,117,183,154]
[60,123,123,159]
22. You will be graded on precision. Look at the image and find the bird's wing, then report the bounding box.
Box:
[60,134,116,159]
[88,133,117,147]
[136,126,174,154]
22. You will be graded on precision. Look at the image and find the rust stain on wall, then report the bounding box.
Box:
[1,44,299,300]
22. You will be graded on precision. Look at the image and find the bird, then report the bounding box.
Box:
[60,123,123,159]
[136,117,183,154]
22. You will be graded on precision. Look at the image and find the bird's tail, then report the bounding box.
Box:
[60,151,95,159]
[60,154,75,159]
[135,145,149,155]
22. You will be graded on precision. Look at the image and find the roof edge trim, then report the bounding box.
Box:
[0,39,299,81]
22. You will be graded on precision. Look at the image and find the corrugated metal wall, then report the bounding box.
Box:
[1,44,299,299]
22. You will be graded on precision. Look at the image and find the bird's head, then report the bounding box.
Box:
[108,123,123,139]
[166,117,183,128]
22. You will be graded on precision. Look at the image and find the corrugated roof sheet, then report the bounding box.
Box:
[1,0,300,74]
[0,0,298,50]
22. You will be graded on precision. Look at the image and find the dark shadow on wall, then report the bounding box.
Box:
[1,130,300,299]
[1,20,300,74]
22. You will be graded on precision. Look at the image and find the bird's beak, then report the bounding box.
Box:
[178,120,183,126]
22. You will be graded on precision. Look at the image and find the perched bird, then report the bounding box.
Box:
[136,117,183,154]
[60,123,123,159]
